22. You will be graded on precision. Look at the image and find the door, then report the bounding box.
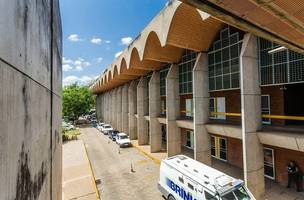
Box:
[264,147,275,180]
[211,136,227,161]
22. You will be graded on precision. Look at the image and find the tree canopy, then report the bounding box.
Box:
[62,83,95,121]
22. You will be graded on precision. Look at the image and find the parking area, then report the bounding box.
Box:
[79,127,163,200]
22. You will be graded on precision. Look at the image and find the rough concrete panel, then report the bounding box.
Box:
[137,77,149,145]
[122,84,129,134]
[52,95,62,200]
[0,0,52,89]
[193,53,211,165]
[0,62,51,200]
[128,81,137,140]
[0,1,62,199]
[149,72,162,152]
[166,64,181,156]
[52,0,62,96]
[240,33,264,199]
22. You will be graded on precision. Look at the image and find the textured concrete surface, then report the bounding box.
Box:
[240,34,265,199]
[0,1,62,199]
[62,140,97,200]
[79,127,163,200]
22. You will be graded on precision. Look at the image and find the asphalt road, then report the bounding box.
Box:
[79,127,164,200]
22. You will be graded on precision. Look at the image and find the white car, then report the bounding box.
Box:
[102,124,113,135]
[116,133,131,147]
[97,122,105,131]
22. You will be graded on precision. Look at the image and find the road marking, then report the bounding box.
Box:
[63,175,91,185]
[83,140,101,200]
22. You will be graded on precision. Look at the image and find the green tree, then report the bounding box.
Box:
[62,83,95,121]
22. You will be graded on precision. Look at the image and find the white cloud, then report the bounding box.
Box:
[68,34,82,42]
[97,57,103,63]
[63,64,73,72]
[62,57,91,72]
[121,37,132,46]
[105,40,111,44]
[115,51,123,58]
[63,75,98,86]
[91,37,102,45]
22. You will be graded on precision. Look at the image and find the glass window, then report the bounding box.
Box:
[185,98,193,117]
[259,37,304,85]
[178,50,197,94]
[186,130,194,149]
[264,148,275,179]
[160,66,169,96]
[208,27,243,91]
[205,191,218,200]
[188,183,194,190]
[261,95,271,124]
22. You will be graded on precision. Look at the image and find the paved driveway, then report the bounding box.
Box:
[79,127,163,200]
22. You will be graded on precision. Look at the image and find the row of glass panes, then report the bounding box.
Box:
[209,72,240,91]
[209,58,239,77]
[211,32,240,51]
[178,50,197,94]
[259,37,304,85]
[160,68,169,96]
[208,42,242,65]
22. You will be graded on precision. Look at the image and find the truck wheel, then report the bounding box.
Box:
[168,195,176,200]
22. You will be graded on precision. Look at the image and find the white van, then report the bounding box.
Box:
[158,155,255,200]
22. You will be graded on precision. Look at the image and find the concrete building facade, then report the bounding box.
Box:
[0,1,62,199]
[91,1,304,199]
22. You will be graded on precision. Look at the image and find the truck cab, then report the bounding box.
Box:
[158,155,255,200]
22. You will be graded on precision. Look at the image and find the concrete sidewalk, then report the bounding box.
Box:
[62,140,99,200]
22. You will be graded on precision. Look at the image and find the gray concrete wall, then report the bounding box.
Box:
[0,1,62,200]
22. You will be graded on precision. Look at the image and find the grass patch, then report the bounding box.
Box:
[63,129,81,142]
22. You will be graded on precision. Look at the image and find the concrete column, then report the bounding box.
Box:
[101,93,105,122]
[116,87,123,131]
[193,53,211,165]
[137,77,149,145]
[105,93,108,123]
[109,90,113,124]
[122,83,129,133]
[149,72,162,152]
[128,81,138,140]
[166,64,181,156]
[240,33,265,199]
[112,89,117,129]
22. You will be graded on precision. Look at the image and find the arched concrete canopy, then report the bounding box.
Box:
[142,31,184,63]
[91,1,225,94]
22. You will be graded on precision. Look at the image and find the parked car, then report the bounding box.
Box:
[108,130,119,141]
[91,120,97,128]
[96,122,105,131]
[102,124,113,135]
[62,121,75,131]
[116,133,131,147]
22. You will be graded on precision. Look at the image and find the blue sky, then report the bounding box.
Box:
[60,0,168,86]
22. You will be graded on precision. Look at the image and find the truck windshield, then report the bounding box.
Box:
[221,186,251,200]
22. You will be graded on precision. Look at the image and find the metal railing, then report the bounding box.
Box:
[210,112,304,121]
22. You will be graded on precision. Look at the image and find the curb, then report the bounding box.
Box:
[82,140,101,200]
[132,144,161,165]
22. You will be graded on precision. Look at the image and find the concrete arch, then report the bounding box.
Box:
[142,31,184,63]
[166,3,223,51]
[107,70,112,83]
[113,65,118,79]
[91,1,225,93]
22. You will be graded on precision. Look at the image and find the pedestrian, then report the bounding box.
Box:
[287,161,302,192]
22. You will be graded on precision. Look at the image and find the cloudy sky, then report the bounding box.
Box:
[60,0,168,86]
